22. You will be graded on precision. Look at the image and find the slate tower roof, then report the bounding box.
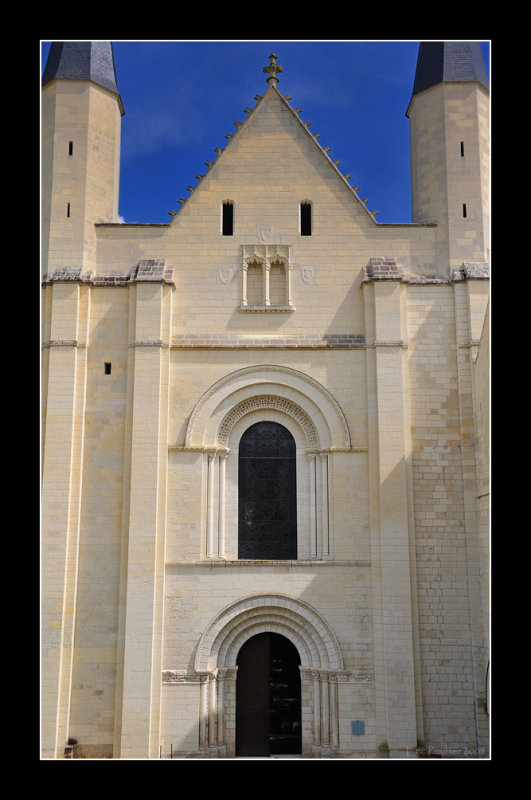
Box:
[411,41,489,97]
[42,41,122,107]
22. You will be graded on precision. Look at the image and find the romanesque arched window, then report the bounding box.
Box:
[238,422,297,560]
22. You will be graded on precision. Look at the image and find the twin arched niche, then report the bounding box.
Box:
[184,364,351,452]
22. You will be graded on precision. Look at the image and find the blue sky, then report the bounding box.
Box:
[41,40,490,225]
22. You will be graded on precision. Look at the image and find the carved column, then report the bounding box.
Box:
[308,454,317,557]
[320,675,330,747]
[329,679,339,749]
[286,264,293,307]
[312,671,321,746]
[199,674,209,748]
[208,674,217,747]
[218,453,227,558]
[206,453,216,557]
[241,263,248,306]
[263,262,271,306]
[319,453,329,557]
[216,670,227,746]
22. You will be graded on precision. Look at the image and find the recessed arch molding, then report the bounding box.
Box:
[182,593,349,754]
[194,592,344,672]
[184,364,351,451]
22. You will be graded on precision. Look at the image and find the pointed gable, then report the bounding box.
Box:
[171,53,376,226]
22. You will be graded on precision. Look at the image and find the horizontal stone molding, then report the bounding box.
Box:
[367,340,407,348]
[330,446,368,453]
[42,339,86,349]
[165,559,372,567]
[237,305,295,313]
[171,334,365,349]
[162,667,373,684]
[129,340,169,348]
[168,444,367,455]
[300,668,374,683]
[402,274,451,284]
[168,445,230,454]
[162,670,207,684]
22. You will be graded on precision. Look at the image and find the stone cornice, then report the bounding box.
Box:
[362,257,490,284]
[237,305,295,313]
[162,666,374,684]
[367,340,407,349]
[129,340,170,349]
[168,445,367,454]
[299,668,374,683]
[453,262,491,281]
[42,259,174,286]
[165,559,372,567]
[42,340,85,349]
[171,334,365,349]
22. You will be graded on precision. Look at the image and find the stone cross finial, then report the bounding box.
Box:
[263,53,283,84]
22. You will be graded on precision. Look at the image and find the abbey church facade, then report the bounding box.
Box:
[41,41,490,759]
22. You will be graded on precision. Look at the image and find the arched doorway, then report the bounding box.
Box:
[235,632,301,756]
[193,594,345,756]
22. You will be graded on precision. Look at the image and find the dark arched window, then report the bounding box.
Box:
[238,422,297,559]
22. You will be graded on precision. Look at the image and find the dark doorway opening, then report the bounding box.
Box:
[235,632,302,756]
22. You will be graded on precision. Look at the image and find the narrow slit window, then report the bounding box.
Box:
[460,141,464,157]
[222,202,234,236]
[67,203,70,218]
[462,203,467,218]
[69,141,73,156]
[104,363,112,375]
[300,202,312,236]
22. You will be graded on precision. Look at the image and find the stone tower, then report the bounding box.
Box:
[406,42,490,274]
[41,42,124,277]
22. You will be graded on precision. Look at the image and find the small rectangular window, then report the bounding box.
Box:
[69,141,73,156]
[462,203,467,218]
[222,202,233,236]
[67,203,70,218]
[460,141,464,157]
[104,363,112,375]
[300,202,312,236]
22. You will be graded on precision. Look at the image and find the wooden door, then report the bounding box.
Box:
[236,632,270,756]
[235,633,302,757]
